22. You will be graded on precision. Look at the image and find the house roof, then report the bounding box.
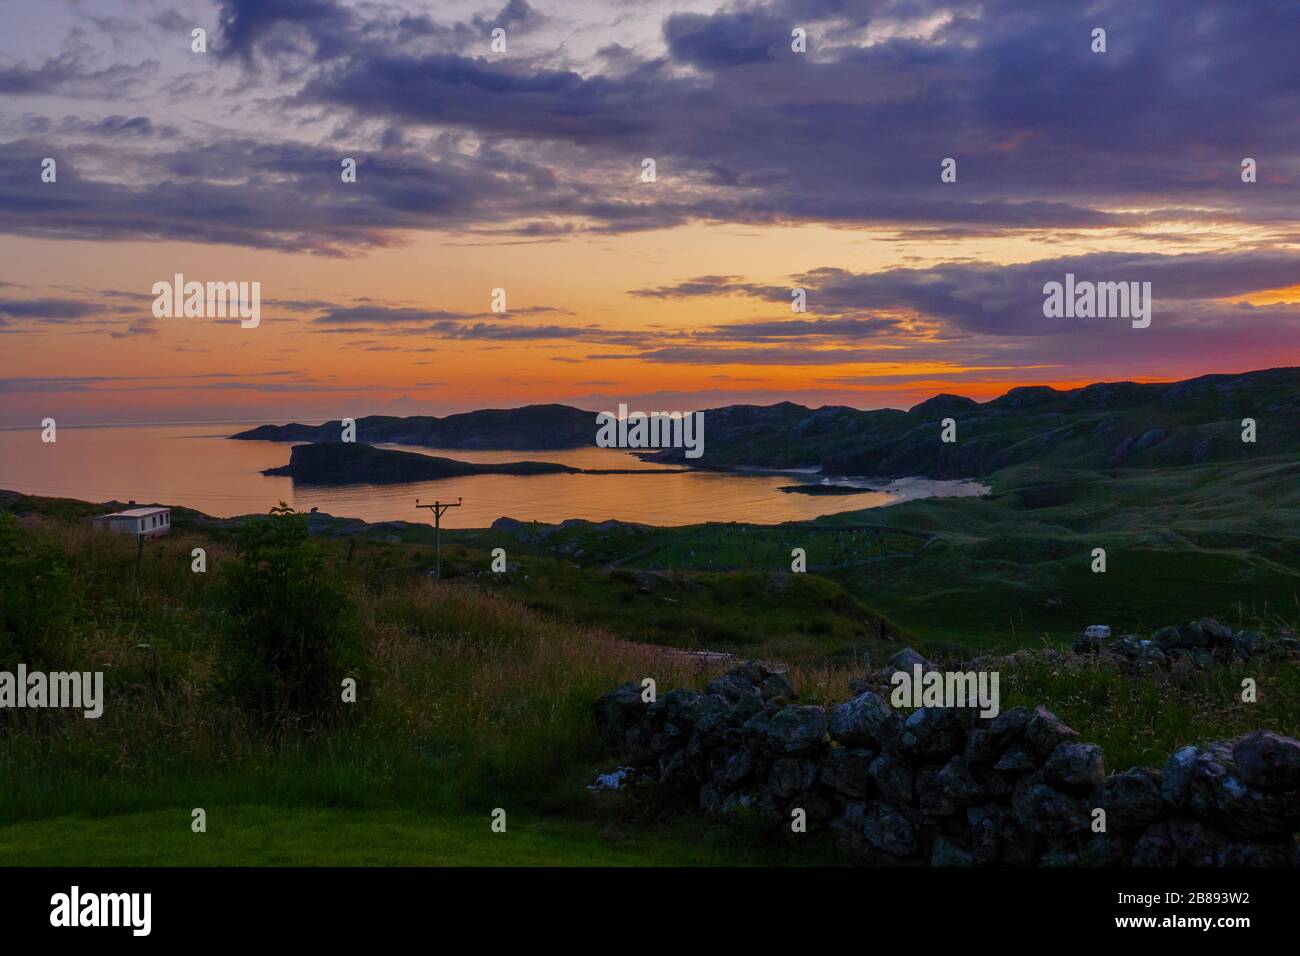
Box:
[97,507,170,519]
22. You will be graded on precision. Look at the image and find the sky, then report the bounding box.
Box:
[1,0,1298,426]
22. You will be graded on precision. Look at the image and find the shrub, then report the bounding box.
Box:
[215,504,363,726]
[0,513,72,669]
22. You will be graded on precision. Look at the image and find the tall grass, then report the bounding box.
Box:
[0,518,705,823]
[3,509,1295,828]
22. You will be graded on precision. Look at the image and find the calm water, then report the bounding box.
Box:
[0,423,987,527]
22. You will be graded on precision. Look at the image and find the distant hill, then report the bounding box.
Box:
[231,403,595,449]
[643,367,1300,477]
[235,367,1300,479]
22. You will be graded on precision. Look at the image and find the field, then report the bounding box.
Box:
[2,467,1298,865]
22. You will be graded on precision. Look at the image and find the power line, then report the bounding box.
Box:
[414,497,462,579]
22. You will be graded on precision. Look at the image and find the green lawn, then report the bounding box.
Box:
[0,806,824,867]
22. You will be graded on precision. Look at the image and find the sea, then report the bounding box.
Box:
[0,423,988,528]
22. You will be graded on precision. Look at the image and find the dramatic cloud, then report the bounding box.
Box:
[631,252,1300,337]
[6,0,1300,252]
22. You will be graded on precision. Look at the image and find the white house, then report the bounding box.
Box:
[91,506,172,537]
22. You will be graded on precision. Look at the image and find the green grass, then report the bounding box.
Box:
[3,447,1298,868]
[0,806,819,866]
[997,656,1300,771]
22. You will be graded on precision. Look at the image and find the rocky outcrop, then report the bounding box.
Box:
[595,663,1300,866]
[1068,617,1300,674]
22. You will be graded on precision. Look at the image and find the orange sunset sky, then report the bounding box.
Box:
[2,0,1299,427]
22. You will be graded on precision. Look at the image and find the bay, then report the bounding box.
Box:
[0,423,987,527]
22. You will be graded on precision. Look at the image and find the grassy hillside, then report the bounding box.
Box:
[440,455,1299,656]
[644,367,1300,477]
[1,495,1296,864]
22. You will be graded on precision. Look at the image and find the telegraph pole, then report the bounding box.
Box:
[415,497,462,580]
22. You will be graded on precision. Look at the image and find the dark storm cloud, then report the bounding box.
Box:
[0,135,582,255]
[216,0,357,63]
[267,0,1300,239]
[4,0,1300,250]
[663,9,786,69]
[630,252,1300,337]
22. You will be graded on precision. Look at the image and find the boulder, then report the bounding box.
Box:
[765,705,828,755]
[593,682,645,742]
[1043,742,1105,793]
[706,668,759,702]
[1069,631,1104,654]
[828,691,894,747]
[712,748,757,792]
[1101,767,1165,830]
[967,801,1036,866]
[1153,626,1182,651]
[1168,817,1228,867]
[869,753,915,807]
[1182,743,1300,839]
[690,693,736,746]
[1232,730,1300,792]
[888,646,935,674]
[862,802,920,857]
[761,670,798,702]
[1198,617,1233,645]
[1131,821,1179,867]
[1023,706,1080,758]
[936,755,991,807]
[993,742,1039,773]
[897,707,966,758]
[767,757,818,801]
[818,747,876,799]
[983,707,1033,749]
[1011,773,1088,837]
[1161,745,1200,808]
[661,687,707,732]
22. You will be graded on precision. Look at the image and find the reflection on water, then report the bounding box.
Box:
[0,423,986,528]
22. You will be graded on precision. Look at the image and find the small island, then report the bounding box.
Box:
[777,483,875,496]
[263,442,683,485]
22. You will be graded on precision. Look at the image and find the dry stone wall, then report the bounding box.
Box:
[595,660,1300,866]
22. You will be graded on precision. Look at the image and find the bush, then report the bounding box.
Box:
[0,513,72,669]
[215,504,363,726]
